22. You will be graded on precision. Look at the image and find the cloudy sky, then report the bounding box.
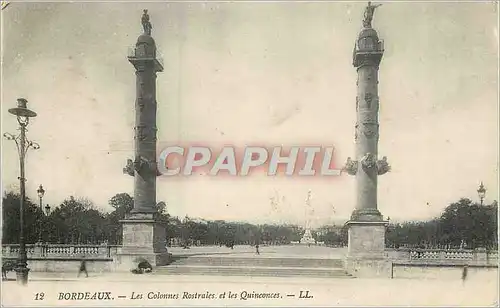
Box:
[2,1,498,226]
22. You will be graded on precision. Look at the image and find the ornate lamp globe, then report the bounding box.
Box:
[37,184,45,199]
[477,182,486,202]
[8,98,37,118]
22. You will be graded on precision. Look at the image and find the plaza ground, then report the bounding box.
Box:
[167,244,348,259]
[2,245,498,307]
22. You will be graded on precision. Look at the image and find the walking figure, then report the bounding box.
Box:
[461,264,468,284]
[78,257,88,278]
[255,244,260,255]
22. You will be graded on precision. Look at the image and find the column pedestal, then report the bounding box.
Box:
[345,220,392,278]
[115,213,171,271]
[14,267,29,285]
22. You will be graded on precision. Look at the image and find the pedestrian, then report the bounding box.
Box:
[78,257,88,278]
[255,244,260,255]
[461,264,468,284]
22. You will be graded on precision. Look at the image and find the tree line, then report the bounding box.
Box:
[2,191,497,250]
[386,198,498,249]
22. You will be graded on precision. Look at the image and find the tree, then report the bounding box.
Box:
[49,196,106,244]
[439,198,497,248]
[166,216,182,245]
[105,193,133,244]
[109,193,134,213]
[2,192,42,244]
[384,198,498,249]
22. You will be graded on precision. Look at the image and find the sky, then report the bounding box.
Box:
[1,1,498,227]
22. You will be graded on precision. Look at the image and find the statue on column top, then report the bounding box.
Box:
[363,2,382,28]
[142,9,152,35]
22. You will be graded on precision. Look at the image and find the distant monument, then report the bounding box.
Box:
[300,190,316,245]
[118,10,170,270]
[300,229,315,245]
[343,2,391,277]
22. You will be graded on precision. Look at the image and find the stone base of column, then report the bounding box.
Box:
[115,212,171,272]
[14,267,30,285]
[350,208,384,222]
[345,220,392,278]
[344,257,393,278]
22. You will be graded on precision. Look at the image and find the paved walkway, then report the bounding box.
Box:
[168,245,347,259]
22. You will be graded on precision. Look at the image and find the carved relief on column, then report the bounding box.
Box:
[137,97,145,112]
[135,125,158,142]
[137,93,154,110]
[132,155,158,176]
[362,123,379,140]
[364,92,373,109]
[360,153,377,171]
[359,109,377,124]
[135,125,146,141]
[354,123,359,141]
[358,107,379,140]
[373,96,380,112]
[357,92,379,111]
[123,157,159,176]
[366,69,374,81]
[356,154,391,175]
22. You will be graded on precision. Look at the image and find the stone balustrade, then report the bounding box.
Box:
[2,244,121,260]
[2,244,498,268]
[387,247,498,266]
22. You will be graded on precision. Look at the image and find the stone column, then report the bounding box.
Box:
[117,10,170,271]
[343,2,391,277]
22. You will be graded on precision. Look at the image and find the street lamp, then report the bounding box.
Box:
[44,204,51,243]
[477,182,486,206]
[36,184,45,243]
[4,98,39,285]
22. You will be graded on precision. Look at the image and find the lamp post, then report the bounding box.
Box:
[44,204,51,243]
[182,216,189,248]
[4,98,39,285]
[36,184,45,243]
[477,182,486,206]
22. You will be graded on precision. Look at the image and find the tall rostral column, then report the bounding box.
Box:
[118,9,169,270]
[343,2,391,276]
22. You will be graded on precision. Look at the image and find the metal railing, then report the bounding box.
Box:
[127,46,164,69]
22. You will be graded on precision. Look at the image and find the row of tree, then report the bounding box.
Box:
[2,191,498,250]
[386,198,498,249]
